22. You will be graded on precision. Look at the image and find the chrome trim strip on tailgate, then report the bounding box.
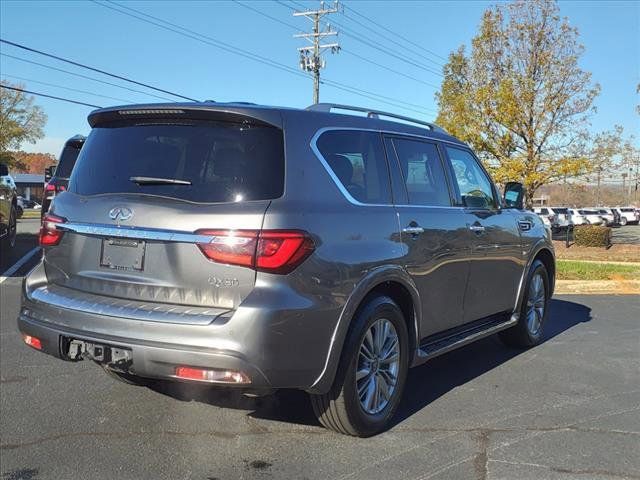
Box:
[56,222,213,243]
[28,284,230,325]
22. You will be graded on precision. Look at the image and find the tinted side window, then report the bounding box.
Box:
[390,138,450,206]
[446,147,496,209]
[316,130,391,204]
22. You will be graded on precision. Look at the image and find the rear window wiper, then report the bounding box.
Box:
[129,176,191,186]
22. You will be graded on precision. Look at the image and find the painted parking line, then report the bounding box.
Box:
[0,246,41,282]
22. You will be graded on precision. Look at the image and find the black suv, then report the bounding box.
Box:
[42,135,85,217]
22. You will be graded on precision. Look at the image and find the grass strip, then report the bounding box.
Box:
[557,260,640,281]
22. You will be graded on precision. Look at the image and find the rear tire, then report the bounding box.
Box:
[620,217,628,226]
[310,296,409,436]
[499,260,550,348]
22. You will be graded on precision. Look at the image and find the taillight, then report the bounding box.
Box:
[23,334,42,350]
[174,366,250,384]
[44,182,65,196]
[196,229,314,274]
[39,213,66,246]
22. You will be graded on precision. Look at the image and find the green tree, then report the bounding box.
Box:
[435,0,600,205]
[0,80,47,168]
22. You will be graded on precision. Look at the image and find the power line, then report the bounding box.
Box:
[94,0,433,115]
[2,73,136,104]
[0,53,174,101]
[342,50,438,91]
[234,0,439,91]
[343,4,447,63]
[0,84,102,108]
[0,38,198,102]
[233,0,301,31]
[340,8,444,68]
[279,0,442,76]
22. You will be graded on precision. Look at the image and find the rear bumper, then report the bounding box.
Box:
[18,262,342,392]
[18,312,271,388]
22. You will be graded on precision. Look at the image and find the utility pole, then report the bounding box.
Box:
[293,1,340,104]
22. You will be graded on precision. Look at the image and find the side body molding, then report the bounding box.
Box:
[308,264,421,394]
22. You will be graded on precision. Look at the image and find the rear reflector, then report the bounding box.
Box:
[23,334,42,350]
[175,366,250,384]
[196,229,314,274]
[39,213,66,246]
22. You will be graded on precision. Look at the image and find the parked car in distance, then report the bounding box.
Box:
[578,209,605,225]
[42,135,85,217]
[533,207,571,232]
[549,207,572,230]
[17,196,41,210]
[614,207,640,226]
[594,208,615,226]
[18,102,555,436]
[533,207,558,230]
[0,163,18,250]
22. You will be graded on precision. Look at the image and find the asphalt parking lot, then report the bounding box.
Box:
[1,216,639,479]
[0,218,41,275]
[1,277,639,479]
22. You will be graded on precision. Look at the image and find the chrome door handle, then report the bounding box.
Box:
[402,226,425,235]
[469,224,485,232]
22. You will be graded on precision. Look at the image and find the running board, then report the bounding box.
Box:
[415,313,519,363]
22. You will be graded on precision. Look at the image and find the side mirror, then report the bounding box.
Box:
[44,165,56,182]
[0,163,8,177]
[503,182,525,209]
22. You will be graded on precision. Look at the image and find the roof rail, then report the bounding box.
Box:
[306,103,446,133]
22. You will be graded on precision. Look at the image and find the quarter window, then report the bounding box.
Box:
[316,130,391,204]
[446,147,496,209]
[390,138,451,206]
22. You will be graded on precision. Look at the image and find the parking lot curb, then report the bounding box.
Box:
[555,279,640,295]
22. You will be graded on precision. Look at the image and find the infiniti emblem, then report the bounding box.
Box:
[109,206,133,222]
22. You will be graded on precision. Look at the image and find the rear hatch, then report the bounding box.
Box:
[42,108,284,313]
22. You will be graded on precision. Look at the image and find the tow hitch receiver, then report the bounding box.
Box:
[66,339,132,370]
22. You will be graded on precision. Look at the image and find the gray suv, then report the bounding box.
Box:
[18,102,555,436]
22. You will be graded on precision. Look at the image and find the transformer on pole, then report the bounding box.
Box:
[293,1,341,104]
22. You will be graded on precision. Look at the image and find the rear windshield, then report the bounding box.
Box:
[55,143,83,178]
[70,120,284,203]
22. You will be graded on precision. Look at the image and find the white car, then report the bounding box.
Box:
[614,207,640,226]
[533,207,557,230]
[549,207,572,229]
[593,208,615,226]
[568,209,588,225]
[577,209,604,225]
[533,207,573,232]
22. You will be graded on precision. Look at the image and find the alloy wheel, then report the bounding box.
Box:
[526,273,546,336]
[356,318,400,415]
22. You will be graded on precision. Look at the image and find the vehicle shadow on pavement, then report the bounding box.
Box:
[145,299,592,429]
[391,298,592,428]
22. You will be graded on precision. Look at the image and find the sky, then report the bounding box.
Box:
[1,0,638,156]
